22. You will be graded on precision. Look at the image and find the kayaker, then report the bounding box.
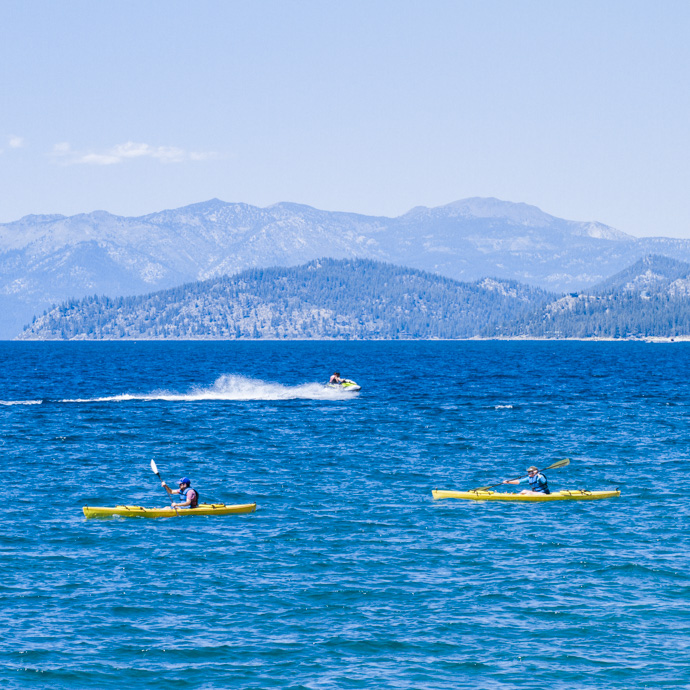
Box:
[329,371,344,384]
[161,476,199,508]
[503,466,550,495]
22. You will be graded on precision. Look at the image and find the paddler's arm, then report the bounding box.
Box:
[503,477,528,485]
[161,482,180,496]
[173,493,193,508]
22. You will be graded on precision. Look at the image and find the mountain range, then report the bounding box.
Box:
[18,255,690,341]
[4,197,690,339]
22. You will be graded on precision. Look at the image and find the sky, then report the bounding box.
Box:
[1,0,689,237]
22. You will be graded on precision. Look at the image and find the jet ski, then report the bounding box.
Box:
[326,379,361,392]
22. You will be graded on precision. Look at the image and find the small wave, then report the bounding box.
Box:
[2,375,358,404]
[494,404,514,410]
[0,400,43,406]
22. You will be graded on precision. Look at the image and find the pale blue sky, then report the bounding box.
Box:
[1,0,689,237]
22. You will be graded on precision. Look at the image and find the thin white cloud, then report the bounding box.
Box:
[9,136,24,148]
[52,141,218,165]
[189,151,219,161]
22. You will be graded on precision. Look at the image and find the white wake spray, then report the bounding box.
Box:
[1,375,359,405]
[0,400,44,406]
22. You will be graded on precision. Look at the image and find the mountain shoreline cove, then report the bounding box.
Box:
[5,197,690,340]
[1,340,688,688]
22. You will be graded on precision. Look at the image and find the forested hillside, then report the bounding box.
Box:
[18,259,553,340]
[525,256,690,338]
[18,256,690,340]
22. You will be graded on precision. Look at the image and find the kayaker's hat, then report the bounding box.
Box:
[527,466,538,472]
[178,477,191,486]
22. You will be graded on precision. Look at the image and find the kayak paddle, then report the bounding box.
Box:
[151,459,179,513]
[471,458,570,491]
[151,459,163,484]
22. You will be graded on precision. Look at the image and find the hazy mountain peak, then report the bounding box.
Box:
[16,213,68,225]
[444,197,554,223]
[404,197,629,236]
[402,197,556,226]
[185,198,230,212]
[141,198,232,216]
[570,221,632,242]
[267,201,320,213]
[76,210,121,222]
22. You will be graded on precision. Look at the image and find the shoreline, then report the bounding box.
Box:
[7,335,690,343]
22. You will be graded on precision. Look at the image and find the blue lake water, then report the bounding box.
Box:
[1,341,688,689]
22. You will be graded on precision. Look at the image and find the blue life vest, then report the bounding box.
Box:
[528,473,549,494]
[179,486,199,508]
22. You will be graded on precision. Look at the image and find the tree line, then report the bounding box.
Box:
[18,256,690,340]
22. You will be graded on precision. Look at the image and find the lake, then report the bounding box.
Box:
[1,341,688,689]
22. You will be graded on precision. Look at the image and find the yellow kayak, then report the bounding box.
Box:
[432,489,620,502]
[83,502,257,518]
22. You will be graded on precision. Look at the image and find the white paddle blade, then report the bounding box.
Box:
[150,459,159,475]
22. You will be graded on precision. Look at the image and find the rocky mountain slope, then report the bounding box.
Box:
[528,255,690,339]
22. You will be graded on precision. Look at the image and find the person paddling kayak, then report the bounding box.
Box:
[503,465,550,495]
[161,476,199,508]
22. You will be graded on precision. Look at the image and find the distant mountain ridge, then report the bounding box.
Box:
[18,256,690,341]
[4,196,690,338]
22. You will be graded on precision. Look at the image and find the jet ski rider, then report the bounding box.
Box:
[503,466,550,495]
[329,372,344,384]
[161,476,199,508]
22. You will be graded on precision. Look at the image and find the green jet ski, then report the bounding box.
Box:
[326,378,361,392]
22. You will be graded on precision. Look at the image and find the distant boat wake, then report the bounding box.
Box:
[0,375,359,405]
[0,400,44,406]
